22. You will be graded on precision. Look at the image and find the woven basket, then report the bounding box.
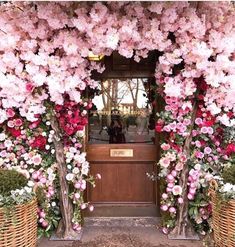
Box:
[0,198,37,247]
[209,180,235,247]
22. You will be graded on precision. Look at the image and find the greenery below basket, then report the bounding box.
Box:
[0,169,34,207]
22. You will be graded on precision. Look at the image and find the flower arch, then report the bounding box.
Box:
[0,1,235,239]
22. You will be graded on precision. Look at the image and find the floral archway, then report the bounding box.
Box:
[0,1,234,240]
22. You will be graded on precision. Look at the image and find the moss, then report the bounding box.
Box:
[221,165,235,185]
[0,169,28,196]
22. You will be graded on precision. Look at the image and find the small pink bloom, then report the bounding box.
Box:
[169,207,176,213]
[175,162,184,171]
[14,118,23,127]
[74,193,80,200]
[201,127,208,134]
[161,143,170,151]
[81,203,87,210]
[172,185,182,196]
[161,205,168,211]
[41,220,48,228]
[162,193,168,200]
[167,182,174,188]
[89,205,94,212]
[162,227,168,234]
[39,211,46,218]
[6,109,15,118]
[171,170,177,177]
[167,174,174,182]
[74,182,81,189]
[195,118,203,125]
[7,120,14,128]
[204,147,212,155]
[187,193,194,200]
[178,197,184,204]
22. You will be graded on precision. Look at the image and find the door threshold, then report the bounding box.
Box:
[85,203,159,217]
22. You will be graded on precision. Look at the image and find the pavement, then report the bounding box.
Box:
[37,217,205,247]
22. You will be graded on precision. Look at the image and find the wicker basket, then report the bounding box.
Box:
[0,198,37,247]
[209,180,235,247]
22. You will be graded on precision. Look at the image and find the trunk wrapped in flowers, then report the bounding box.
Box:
[0,1,235,239]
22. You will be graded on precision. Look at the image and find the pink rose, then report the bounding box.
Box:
[172,185,182,196]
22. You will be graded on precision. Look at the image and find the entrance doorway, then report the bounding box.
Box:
[86,52,159,217]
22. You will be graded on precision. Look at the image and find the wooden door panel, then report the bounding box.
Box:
[89,162,155,203]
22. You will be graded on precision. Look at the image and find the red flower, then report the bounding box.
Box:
[225,143,235,156]
[31,135,47,150]
[7,127,21,137]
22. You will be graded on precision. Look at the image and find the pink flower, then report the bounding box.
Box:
[175,162,184,171]
[172,185,182,196]
[169,207,176,213]
[178,197,184,204]
[89,205,94,212]
[204,147,212,154]
[159,157,171,168]
[6,109,15,118]
[171,170,177,177]
[187,193,194,200]
[161,143,170,151]
[14,118,23,127]
[201,127,208,134]
[162,193,168,200]
[161,205,168,211]
[195,118,203,125]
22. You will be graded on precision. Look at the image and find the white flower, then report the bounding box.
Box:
[66,173,74,181]
[42,132,47,137]
[48,173,56,181]
[24,186,32,193]
[51,202,56,207]
[0,133,6,141]
[77,130,85,138]
[47,167,54,174]
[27,181,34,187]
[66,152,74,159]
[45,145,50,150]
[4,140,12,148]
[69,147,77,153]
[194,164,201,171]
[72,167,80,174]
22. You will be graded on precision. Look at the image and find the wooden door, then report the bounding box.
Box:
[86,77,159,217]
[87,144,158,216]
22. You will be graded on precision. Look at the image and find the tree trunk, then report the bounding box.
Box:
[50,113,78,240]
[168,99,200,240]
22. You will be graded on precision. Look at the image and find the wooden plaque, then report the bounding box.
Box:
[110,149,133,157]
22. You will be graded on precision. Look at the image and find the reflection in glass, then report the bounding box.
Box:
[88,78,155,144]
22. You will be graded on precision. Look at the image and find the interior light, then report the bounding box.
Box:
[88,51,104,62]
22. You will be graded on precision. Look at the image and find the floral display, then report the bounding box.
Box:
[0,1,234,238]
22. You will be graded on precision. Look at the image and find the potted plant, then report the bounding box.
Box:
[209,164,235,247]
[0,169,37,247]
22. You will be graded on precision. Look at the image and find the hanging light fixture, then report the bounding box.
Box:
[88,51,104,62]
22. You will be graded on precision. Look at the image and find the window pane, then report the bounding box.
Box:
[88,78,155,144]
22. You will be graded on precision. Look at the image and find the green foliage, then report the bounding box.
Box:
[221,165,235,185]
[0,169,28,196]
